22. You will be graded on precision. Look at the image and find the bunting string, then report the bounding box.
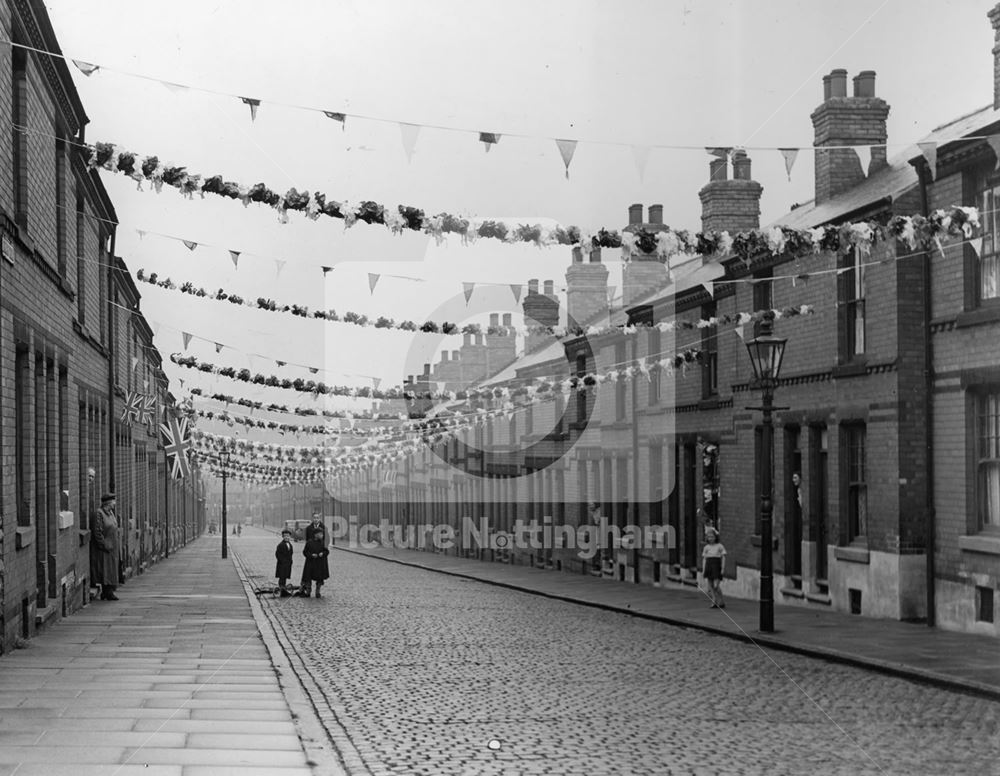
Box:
[2,38,988,163]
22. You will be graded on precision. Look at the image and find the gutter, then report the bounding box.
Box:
[916,162,936,627]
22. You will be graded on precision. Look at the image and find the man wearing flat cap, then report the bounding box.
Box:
[90,492,121,601]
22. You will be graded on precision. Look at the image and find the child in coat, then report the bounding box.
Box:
[299,528,330,597]
[275,529,294,597]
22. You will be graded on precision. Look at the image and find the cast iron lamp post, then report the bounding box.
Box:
[220,450,231,559]
[744,319,787,633]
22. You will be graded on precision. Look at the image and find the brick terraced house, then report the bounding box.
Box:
[326,11,1000,637]
[0,0,202,651]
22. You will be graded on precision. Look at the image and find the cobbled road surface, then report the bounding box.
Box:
[231,533,1000,776]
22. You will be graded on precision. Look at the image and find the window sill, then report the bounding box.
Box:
[832,360,868,379]
[956,304,1000,329]
[16,526,34,550]
[958,534,1000,555]
[834,545,870,564]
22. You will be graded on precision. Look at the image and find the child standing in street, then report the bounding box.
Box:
[702,527,726,609]
[299,528,330,598]
[275,529,294,597]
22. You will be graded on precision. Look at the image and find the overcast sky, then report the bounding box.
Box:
[42,0,997,439]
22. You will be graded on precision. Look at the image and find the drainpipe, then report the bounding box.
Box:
[917,163,936,627]
[106,235,116,494]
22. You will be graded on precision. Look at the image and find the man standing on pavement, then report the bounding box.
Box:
[91,493,121,601]
[296,513,325,594]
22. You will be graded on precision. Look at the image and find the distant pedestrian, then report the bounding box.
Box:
[91,493,121,601]
[702,526,726,609]
[298,528,330,598]
[237,523,242,536]
[275,529,294,597]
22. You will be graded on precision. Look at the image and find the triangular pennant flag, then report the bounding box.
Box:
[778,148,799,181]
[241,97,261,122]
[131,356,139,371]
[229,250,240,268]
[72,60,100,76]
[182,332,192,350]
[463,282,475,304]
[152,322,161,336]
[215,342,223,354]
[373,377,382,391]
[706,147,730,160]
[555,139,577,178]
[972,237,984,257]
[368,273,380,294]
[182,240,197,251]
[479,132,500,152]
[734,325,745,342]
[161,81,189,94]
[275,259,286,278]
[631,145,651,182]
[987,135,1000,170]
[509,284,522,303]
[136,229,147,240]
[855,144,872,176]
[918,142,938,180]
[309,367,319,374]
[399,123,421,162]
[324,111,347,130]
[321,266,333,276]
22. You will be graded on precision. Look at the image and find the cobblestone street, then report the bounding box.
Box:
[231,532,1000,776]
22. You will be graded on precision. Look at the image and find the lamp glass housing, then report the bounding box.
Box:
[745,334,787,384]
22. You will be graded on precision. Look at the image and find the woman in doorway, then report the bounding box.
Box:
[702,526,726,609]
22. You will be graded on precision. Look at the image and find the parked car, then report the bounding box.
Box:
[283,519,311,541]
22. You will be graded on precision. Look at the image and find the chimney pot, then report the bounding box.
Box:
[628,203,643,225]
[823,74,832,101]
[572,246,584,263]
[648,204,663,224]
[423,363,431,375]
[502,313,512,326]
[589,247,602,263]
[489,313,499,327]
[475,333,484,345]
[830,69,848,97]
[528,279,539,295]
[733,155,752,180]
[406,375,413,384]
[463,333,472,345]
[854,70,876,98]
[709,158,727,181]
[452,350,460,360]
[543,280,554,296]
[440,352,449,362]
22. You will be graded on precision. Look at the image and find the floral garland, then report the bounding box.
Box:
[171,344,710,401]
[138,267,812,337]
[86,141,980,264]
[190,389,402,420]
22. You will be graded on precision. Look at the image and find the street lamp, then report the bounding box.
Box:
[744,319,787,633]
[220,449,231,559]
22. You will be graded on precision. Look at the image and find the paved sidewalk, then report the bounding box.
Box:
[0,535,341,776]
[336,544,1000,700]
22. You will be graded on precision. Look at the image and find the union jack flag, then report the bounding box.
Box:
[120,391,143,425]
[160,412,192,479]
[138,395,156,428]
